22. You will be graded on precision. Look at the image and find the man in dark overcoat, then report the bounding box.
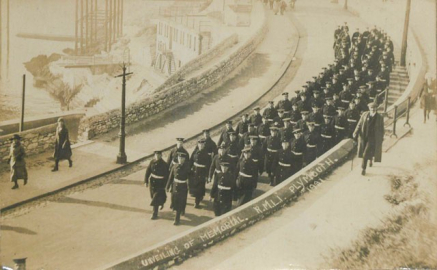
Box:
[189,139,211,208]
[353,102,385,176]
[8,134,28,189]
[144,151,169,220]
[52,118,72,171]
[210,162,235,216]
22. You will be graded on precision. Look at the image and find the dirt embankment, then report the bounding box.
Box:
[325,159,437,269]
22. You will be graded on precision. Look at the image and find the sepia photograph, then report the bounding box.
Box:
[0,0,436,269]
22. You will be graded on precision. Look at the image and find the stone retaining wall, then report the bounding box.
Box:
[102,140,354,270]
[79,8,267,140]
[0,124,57,162]
[155,33,239,91]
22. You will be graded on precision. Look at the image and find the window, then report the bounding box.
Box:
[188,34,191,48]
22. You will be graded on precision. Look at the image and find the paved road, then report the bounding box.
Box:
[0,8,300,270]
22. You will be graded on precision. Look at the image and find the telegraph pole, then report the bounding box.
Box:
[400,0,411,66]
[114,64,132,164]
[19,74,26,132]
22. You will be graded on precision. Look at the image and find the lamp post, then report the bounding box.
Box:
[115,63,132,164]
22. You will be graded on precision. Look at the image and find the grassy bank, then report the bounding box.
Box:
[324,168,437,269]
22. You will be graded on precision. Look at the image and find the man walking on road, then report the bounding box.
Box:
[52,118,73,172]
[167,152,190,226]
[353,102,384,176]
[145,150,169,220]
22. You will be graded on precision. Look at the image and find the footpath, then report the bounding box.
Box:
[0,3,296,210]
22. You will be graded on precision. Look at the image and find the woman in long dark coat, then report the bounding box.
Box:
[52,118,72,171]
[9,134,28,189]
[420,80,436,123]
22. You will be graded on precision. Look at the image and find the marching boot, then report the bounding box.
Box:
[68,159,73,168]
[151,205,159,220]
[24,178,28,186]
[194,197,202,209]
[369,160,373,167]
[174,211,181,225]
[12,183,19,189]
[361,170,366,176]
[52,160,59,172]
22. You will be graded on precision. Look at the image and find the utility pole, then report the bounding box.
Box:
[114,63,132,164]
[0,0,2,80]
[6,0,9,78]
[400,0,411,66]
[19,74,26,132]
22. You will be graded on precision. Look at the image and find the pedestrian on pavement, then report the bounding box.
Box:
[420,79,436,123]
[353,102,385,176]
[166,152,190,226]
[8,134,28,189]
[145,150,169,220]
[52,118,72,172]
[280,0,287,15]
[210,162,235,216]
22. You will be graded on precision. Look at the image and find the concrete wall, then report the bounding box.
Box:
[79,8,267,140]
[0,123,57,163]
[102,140,354,270]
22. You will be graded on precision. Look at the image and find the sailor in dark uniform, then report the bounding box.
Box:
[209,144,230,183]
[320,115,335,156]
[145,150,169,220]
[333,106,348,144]
[210,162,235,216]
[309,103,324,135]
[339,83,353,107]
[202,129,218,165]
[289,103,302,127]
[273,139,293,186]
[290,128,306,175]
[257,116,271,144]
[250,106,263,127]
[344,101,361,139]
[263,101,279,121]
[296,111,310,132]
[303,122,320,166]
[280,118,294,142]
[273,109,286,128]
[235,114,250,138]
[291,90,302,105]
[310,90,324,109]
[263,126,281,186]
[189,139,212,209]
[235,147,258,206]
[248,135,264,176]
[225,131,241,173]
[323,96,337,118]
[296,93,312,113]
[239,123,259,150]
[217,121,234,147]
[167,138,190,172]
[276,92,293,113]
[332,92,342,109]
[166,152,191,226]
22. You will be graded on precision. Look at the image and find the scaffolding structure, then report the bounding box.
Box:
[75,0,124,55]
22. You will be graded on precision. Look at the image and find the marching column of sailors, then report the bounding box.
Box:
[144,24,394,225]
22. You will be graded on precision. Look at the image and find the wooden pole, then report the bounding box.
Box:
[400,0,411,66]
[120,0,124,36]
[81,0,84,54]
[109,0,112,50]
[85,0,89,51]
[94,0,97,42]
[6,0,9,78]
[118,0,121,37]
[90,0,93,45]
[0,0,3,80]
[111,0,117,42]
[105,0,108,51]
[75,0,78,55]
[19,74,26,132]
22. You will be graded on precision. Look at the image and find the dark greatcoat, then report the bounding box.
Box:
[166,161,191,214]
[144,158,169,207]
[9,142,28,182]
[235,157,258,206]
[210,170,235,216]
[53,126,72,160]
[354,111,384,162]
[189,147,211,198]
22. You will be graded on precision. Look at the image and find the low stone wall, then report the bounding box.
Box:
[155,33,239,91]
[102,140,354,270]
[79,7,267,140]
[0,123,57,162]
